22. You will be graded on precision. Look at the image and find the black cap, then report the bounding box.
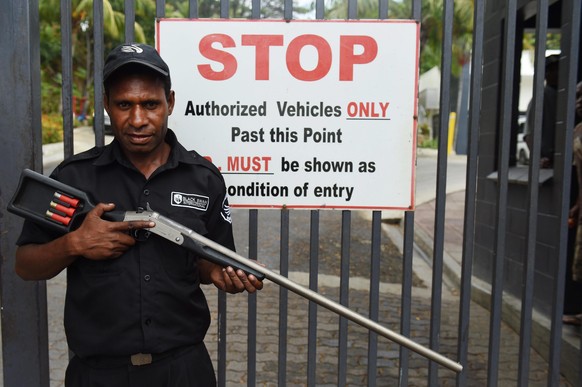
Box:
[103,43,170,82]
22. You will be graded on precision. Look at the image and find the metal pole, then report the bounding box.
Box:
[0,0,49,385]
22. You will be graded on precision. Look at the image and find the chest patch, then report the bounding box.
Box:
[171,191,209,211]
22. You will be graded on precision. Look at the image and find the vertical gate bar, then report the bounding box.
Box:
[59,2,72,362]
[248,0,261,381]
[217,291,227,387]
[211,0,228,381]
[428,0,454,384]
[378,0,387,20]
[93,0,105,147]
[347,0,357,19]
[124,0,136,43]
[487,1,517,386]
[337,211,351,385]
[278,209,290,386]
[156,0,165,16]
[247,210,259,386]
[398,211,414,387]
[340,6,355,387]
[517,1,549,385]
[411,0,421,21]
[188,0,198,18]
[283,0,292,21]
[315,0,324,20]
[455,0,484,386]
[60,0,74,159]
[220,0,229,20]
[217,292,227,387]
[367,211,381,387]
[307,210,320,386]
[252,0,260,20]
[214,0,228,362]
[549,0,581,385]
[401,3,419,386]
[0,1,48,385]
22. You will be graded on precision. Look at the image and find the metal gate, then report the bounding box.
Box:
[1,0,581,386]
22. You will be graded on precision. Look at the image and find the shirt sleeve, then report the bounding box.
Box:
[16,219,60,246]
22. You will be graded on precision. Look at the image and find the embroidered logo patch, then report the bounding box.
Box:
[121,44,143,54]
[221,196,232,223]
[171,191,209,211]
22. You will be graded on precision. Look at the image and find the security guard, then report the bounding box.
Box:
[15,43,263,386]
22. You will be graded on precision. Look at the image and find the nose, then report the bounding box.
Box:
[129,105,147,129]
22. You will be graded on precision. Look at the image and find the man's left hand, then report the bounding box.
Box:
[200,260,264,293]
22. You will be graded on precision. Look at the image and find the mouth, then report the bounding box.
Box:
[127,133,152,145]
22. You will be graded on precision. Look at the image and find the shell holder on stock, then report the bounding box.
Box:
[8,169,100,234]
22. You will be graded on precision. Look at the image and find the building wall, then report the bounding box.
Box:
[473,0,574,316]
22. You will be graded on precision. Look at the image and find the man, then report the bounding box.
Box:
[570,82,582,282]
[15,43,263,386]
[524,54,560,168]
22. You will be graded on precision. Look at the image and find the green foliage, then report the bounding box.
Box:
[36,0,315,143]
[325,0,474,77]
[42,114,64,144]
[417,123,436,149]
[39,0,157,144]
[419,137,438,149]
[523,32,561,51]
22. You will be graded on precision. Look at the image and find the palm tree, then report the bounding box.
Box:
[39,0,153,119]
[325,0,473,76]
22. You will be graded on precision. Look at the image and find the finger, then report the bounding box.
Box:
[110,220,155,232]
[127,220,155,230]
[247,275,264,291]
[235,269,260,293]
[225,266,245,292]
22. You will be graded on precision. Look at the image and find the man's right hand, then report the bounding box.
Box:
[69,203,154,260]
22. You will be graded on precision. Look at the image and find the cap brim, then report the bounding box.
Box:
[104,59,169,81]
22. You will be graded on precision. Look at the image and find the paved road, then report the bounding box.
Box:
[415,148,468,206]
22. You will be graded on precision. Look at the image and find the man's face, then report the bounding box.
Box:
[104,72,175,157]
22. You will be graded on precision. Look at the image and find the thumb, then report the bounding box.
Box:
[92,202,115,217]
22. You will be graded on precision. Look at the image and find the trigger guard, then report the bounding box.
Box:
[132,229,151,241]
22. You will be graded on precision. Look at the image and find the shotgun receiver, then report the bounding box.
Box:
[8,169,462,373]
[7,169,264,280]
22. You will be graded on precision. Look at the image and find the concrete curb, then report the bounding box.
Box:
[411,212,580,384]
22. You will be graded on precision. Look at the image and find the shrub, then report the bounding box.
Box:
[42,113,63,144]
[419,137,438,149]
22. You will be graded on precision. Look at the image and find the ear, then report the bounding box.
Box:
[167,90,176,116]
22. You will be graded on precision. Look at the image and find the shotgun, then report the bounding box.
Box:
[8,168,462,373]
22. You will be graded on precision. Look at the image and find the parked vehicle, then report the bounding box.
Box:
[517,114,529,165]
[93,110,112,135]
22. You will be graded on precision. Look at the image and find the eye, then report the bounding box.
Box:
[144,101,159,110]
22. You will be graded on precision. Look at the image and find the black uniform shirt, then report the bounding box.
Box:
[17,130,235,358]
